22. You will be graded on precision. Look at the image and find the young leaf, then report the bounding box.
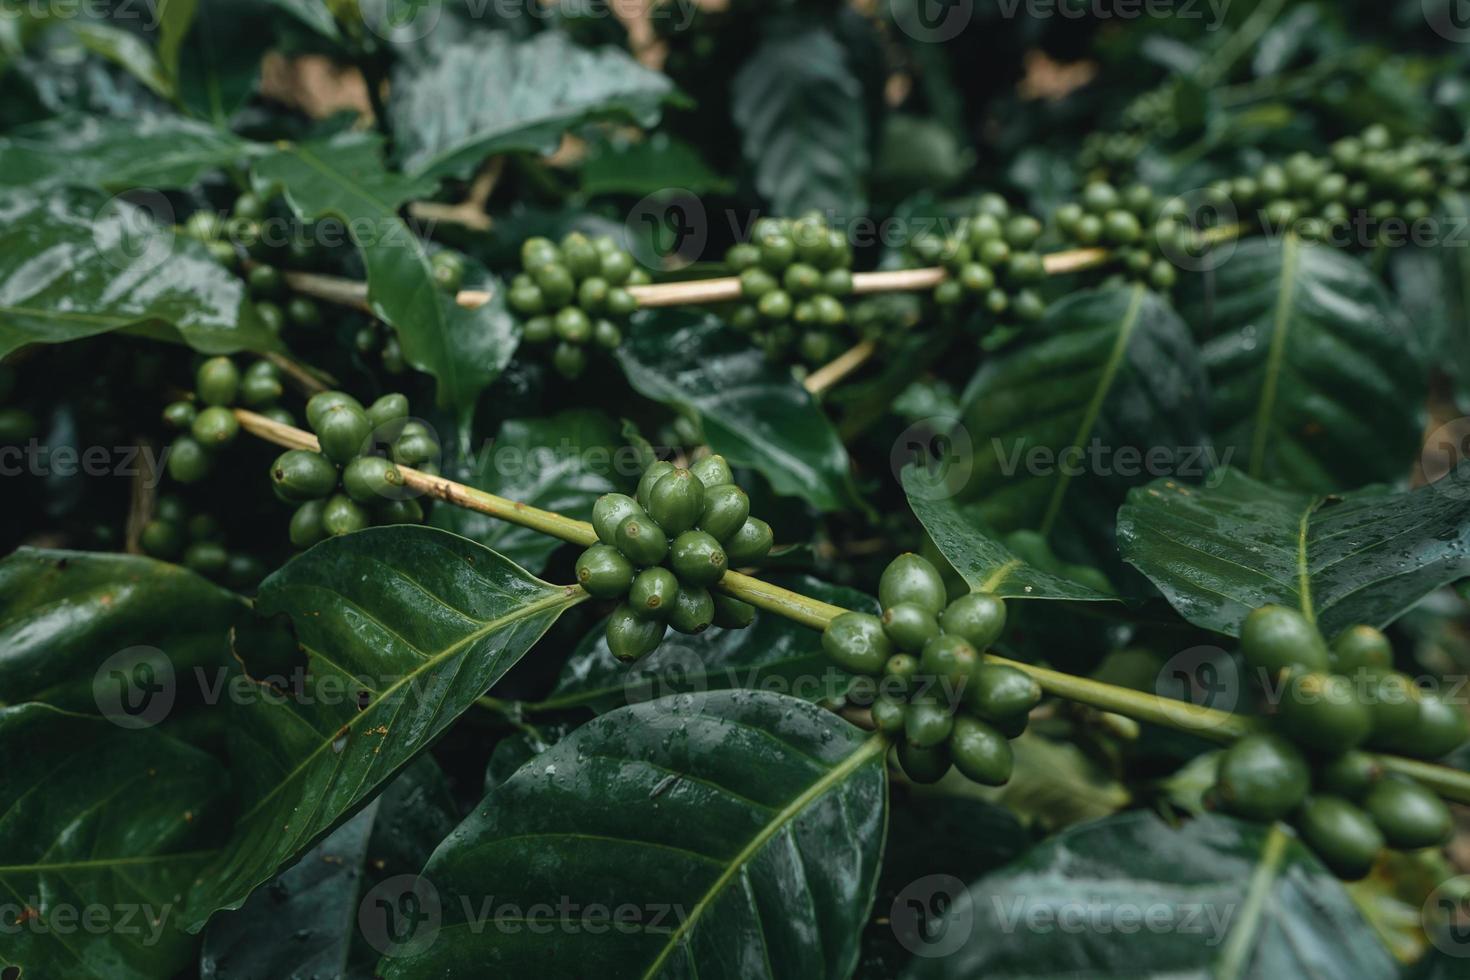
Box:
[0,704,230,980]
[545,574,877,713]
[0,186,279,358]
[1178,235,1424,492]
[901,466,1115,601]
[902,812,1396,979]
[617,308,863,512]
[390,32,675,180]
[183,526,584,928]
[732,25,869,216]
[253,133,518,440]
[261,0,340,39]
[1117,467,1470,637]
[957,283,1210,569]
[431,410,624,573]
[379,691,888,978]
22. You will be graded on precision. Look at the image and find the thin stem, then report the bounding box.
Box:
[804,340,877,395]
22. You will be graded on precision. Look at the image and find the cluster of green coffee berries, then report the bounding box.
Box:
[577,455,774,661]
[725,214,856,366]
[268,390,431,548]
[1219,125,1467,243]
[139,495,267,589]
[822,553,1038,787]
[1054,181,1180,291]
[507,233,648,379]
[907,195,1049,335]
[162,358,289,485]
[1211,606,1468,879]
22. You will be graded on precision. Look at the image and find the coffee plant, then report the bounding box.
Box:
[5,1,1470,977]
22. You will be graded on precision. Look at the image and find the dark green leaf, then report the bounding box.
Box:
[69,22,170,98]
[379,691,888,978]
[432,410,624,573]
[545,574,877,713]
[618,309,861,512]
[732,25,869,216]
[155,0,199,89]
[903,812,1395,980]
[580,133,731,198]
[1117,466,1470,637]
[958,284,1210,568]
[0,186,279,358]
[0,704,230,980]
[0,547,246,712]
[391,32,674,179]
[1388,194,1470,406]
[254,133,518,439]
[182,525,584,928]
[199,757,458,980]
[179,0,272,125]
[1178,235,1424,492]
[901,467,1115,601]
[261,0,340,39]
[0,113,260,191]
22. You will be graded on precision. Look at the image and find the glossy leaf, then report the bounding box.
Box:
[0,187,278,358]
[1178,235,1423,492]
[957,284,1210,568]
[1388,194,1470,406]
[0,704,229,980]
[902,812,1395,979]
[178,0,272,125]
[580,133,731,198]
[545,574,877,713]
[254,133,518,439]
[182,525,584,928]
[732,25,869,216]
[432,410,623,573]
[199,757,458,980]
[902,466,1115,601]
[262,0,340,39]
[155,0,199,89]
[1117,466,1470,637]
[380,690,888,978]
[618,309,862,512]
[0,113,258,190]
[0,547,247,712]
[391,32,674,179]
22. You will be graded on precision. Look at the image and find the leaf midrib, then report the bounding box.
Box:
[638,733,886,979]
[1211,823,1290,980]
[1250,232,1300,477]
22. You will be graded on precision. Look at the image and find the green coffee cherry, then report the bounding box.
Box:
[906,701,955,749]
[342,456,404,503]
[140,519,183,560]
[690,454,733,488]
[155,496,187,525]
[871,696,907,735]
[1239,604,1331,679]
[615,514,669,567]
[879,553,947,616]
[712,594,755,630]
[966,663,1041,722]
[191,406,239,448]
[561,233,602,279]
[1317,751,1380,801]
[949,715,1014,786]
[1364,778,1453,850]
[592,319,622,350]
[628,567,679,619]
[239,370,284,408]
[306,391,364,431]
[1366,671,1422,740]
[593,493,644,546]
[1331,625,1392,672]
[521,237,559,269]
[271,449,338,501]
[374,498,424,525]
[392,424,439,467]
[647,468,705,536]
[188,513,222,542]
[1216,733,1310,821]
[670,530,727,587]
[523,316,553,343]
[554,343,587,379]
[897,741,951,784]
[196,357,239,407]
[432,251,465,291]
[882,603,941,652]
[576,544,635,599]
[162,401,197,430]
[636,461,676,510]
[183,541,228,576]
[289,499,327,549]
[725,518,773,565]
[321,495,369,536]
[167,436,211,483]
[699,485,749,542]
[1385,693,1470,759]
[366,393,410,440]
[555,307,592,344]
[822,612,892,675]
[920,634,978,688]
[667,585,715,635]
[1295,796,1383,880]
[314,404,372,465]
[940,593,1007,649]
[247,264,282,298]
[1277,671,1372,752]
[606,604,665,662]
